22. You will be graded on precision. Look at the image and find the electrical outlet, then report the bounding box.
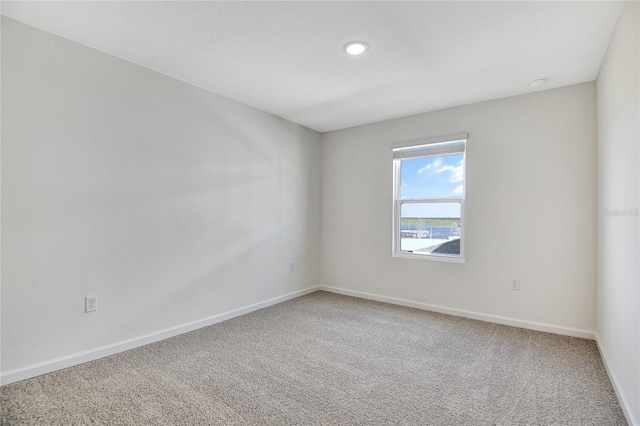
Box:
[510,279,520,291]
[290,261,295,272]
[85,295,98,312]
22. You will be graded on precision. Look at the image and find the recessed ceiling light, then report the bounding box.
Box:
[530,78,548,88]
[344,41,368,56]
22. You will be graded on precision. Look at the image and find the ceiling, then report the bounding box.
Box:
[1,1,624,132]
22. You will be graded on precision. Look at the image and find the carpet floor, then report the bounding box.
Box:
[0,291,627,425]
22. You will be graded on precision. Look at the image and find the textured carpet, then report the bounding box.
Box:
[0,291,627,425]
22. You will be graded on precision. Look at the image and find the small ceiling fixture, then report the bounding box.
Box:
[344,41,368,56]
[530,77,548,89]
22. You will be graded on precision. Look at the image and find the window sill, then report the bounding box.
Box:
[393,252,465,263]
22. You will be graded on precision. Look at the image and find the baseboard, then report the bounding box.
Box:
[318,285,596,340]
[1,286,320,386]
[595,335,639,426]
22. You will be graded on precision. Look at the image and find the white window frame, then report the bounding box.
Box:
[392,132,467,263]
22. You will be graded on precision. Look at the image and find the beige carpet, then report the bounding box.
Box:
[0,291,627,425]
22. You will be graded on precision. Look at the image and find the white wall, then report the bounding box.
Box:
[596,1,640,423]
[321,83,597,335]
[1,18,321,374]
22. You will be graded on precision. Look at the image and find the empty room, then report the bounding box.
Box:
[1,1,638,425]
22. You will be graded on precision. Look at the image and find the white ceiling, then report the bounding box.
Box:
[2,1,624,132]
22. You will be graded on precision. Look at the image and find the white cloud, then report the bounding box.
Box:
[452,185,464,195]
[417,157,463,184]
[435,163,463,183]
[417,158,442,174]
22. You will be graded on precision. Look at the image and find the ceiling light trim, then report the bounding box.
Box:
[344,41,368,56]
[530,77,548,89]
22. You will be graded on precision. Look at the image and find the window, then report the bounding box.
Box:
[392,133,467,262]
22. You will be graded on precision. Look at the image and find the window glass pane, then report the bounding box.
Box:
[399,153,464,199]
[400,202,461,256]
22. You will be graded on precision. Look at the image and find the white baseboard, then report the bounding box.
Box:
[595,335,639,426]
[1,285,601,387]
[318,285,596,340]
[1,286,320,386]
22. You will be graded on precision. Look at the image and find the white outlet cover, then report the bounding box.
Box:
[85,295,98,312]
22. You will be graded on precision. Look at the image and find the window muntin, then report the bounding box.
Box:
[393,134,466,262]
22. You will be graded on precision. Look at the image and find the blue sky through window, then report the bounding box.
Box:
[400,153,464,218]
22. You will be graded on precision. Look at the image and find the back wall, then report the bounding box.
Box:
[321,82,597,335]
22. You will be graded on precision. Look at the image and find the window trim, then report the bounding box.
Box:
[392,133,467,263]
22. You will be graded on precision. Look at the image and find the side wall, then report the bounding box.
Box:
[1,18,321,377]
[596,1,640,424]
[321,82,597,336]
